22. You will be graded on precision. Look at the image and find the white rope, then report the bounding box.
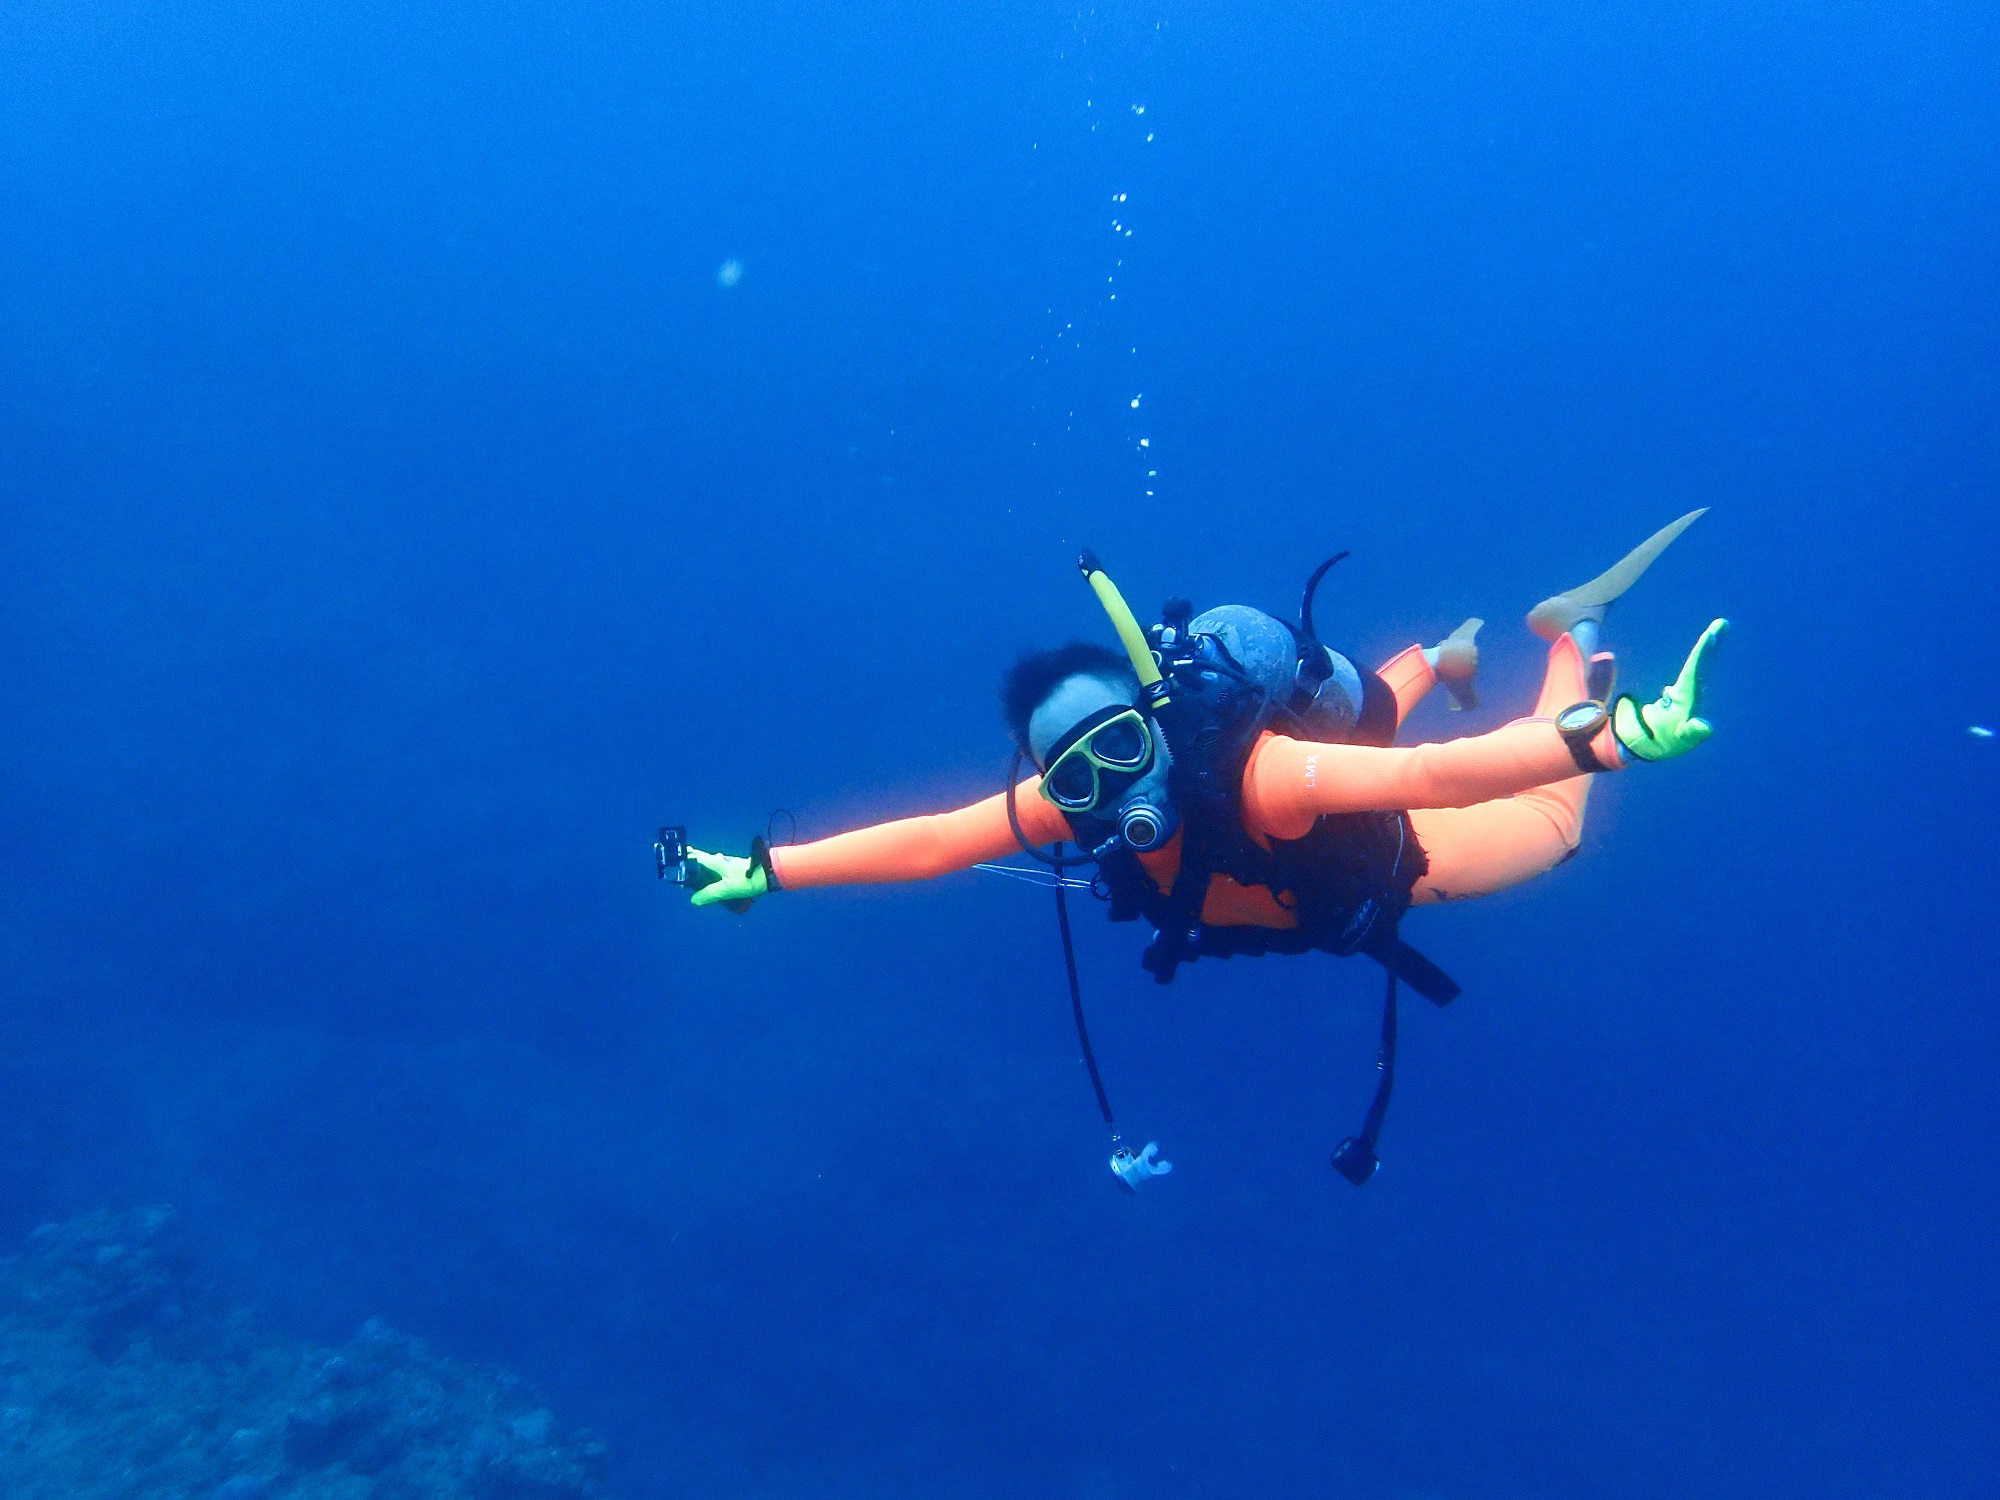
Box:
[973,863,1093,890]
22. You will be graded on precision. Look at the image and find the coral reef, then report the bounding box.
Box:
[0,1207,609,1499]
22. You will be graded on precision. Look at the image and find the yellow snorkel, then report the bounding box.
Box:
[1077,550,1170,710]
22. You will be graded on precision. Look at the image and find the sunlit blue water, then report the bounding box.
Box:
[2,2,1995,1494]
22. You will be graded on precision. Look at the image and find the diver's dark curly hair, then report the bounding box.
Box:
[1001,642,1139,759]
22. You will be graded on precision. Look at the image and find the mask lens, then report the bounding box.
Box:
[1089,716,1147,767]
[1045,753,1098,808]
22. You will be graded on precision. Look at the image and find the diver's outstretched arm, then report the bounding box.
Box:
[1244,621,1726,837]
[683,779,1069,908]
[767,785,1066,889]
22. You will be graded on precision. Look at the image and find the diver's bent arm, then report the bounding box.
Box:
[767,783,1068,890]
[1241,718,1617,838]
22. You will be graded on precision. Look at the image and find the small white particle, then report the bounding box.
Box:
[1139,438,1150,447]
[1130,396,1141,408]
[1972,725,1996,739]
[715,258,744,288]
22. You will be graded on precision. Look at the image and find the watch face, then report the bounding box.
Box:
[1558,701,1607,736]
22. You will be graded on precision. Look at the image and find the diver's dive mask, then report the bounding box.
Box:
[1038,706,1153,812]
[1037,704,1179,853]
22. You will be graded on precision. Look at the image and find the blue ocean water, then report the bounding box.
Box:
[2,0,1996,1494]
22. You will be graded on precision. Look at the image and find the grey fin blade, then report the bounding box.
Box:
[1435,617,1482,711]
[1527,508,1707,641]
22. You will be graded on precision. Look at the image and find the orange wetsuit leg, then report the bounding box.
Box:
[1407,633,1595,905]
[1375,644,1436,727]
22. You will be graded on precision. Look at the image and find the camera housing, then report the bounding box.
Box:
[654,825,689,883]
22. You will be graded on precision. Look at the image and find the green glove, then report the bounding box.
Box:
[686,847,770,911]
[1614,617,1728,762]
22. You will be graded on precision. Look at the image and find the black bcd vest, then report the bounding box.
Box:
[1067,626,1461,1008]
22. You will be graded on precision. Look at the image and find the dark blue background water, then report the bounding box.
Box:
[3,2,1995,1494]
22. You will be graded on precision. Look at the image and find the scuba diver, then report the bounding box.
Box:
[663,511,1727,1187]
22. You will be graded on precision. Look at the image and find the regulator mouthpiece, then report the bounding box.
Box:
[1111,1141,1173,1192]
[1119,800,1175,852]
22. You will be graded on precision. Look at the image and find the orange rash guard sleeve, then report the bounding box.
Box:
[1243,635,1621,841]
[1242,723,1602,842]
[767,779,1070,890]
